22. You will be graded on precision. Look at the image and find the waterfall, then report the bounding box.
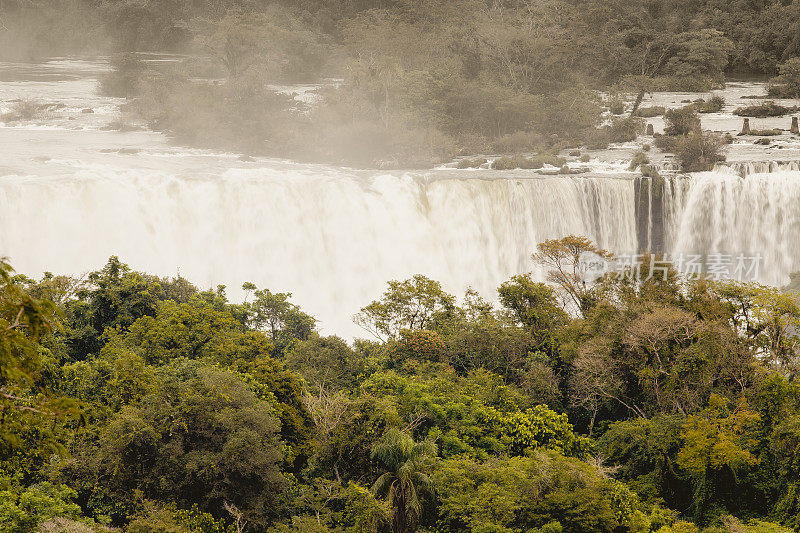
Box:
[4,57,799,337]
[663,174,694,251]
[713,161,800,177]
[4,160,798,336]
[666,168,800,285]
[0,166,637,336]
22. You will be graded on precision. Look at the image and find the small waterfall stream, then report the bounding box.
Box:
[663,168,800,286]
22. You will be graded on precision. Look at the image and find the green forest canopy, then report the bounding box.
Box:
[3,4,800,528]
[1,237,800,532]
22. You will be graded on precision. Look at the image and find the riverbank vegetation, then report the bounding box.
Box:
[734,101,798,118]
[2,236,800,532]
[7,0,800,166]
[99,0,736,166]
[653,106,727,172]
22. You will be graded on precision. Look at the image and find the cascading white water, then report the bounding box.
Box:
[663,174,694,251]
[0,57,642,338]
[667,168,800,285]
[5,58,800,337]
[714,161,800,177]
[0,164,637,337]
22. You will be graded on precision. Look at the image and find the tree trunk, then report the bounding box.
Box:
[630,89,646,117]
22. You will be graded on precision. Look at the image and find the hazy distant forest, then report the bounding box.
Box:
[5,0,800,166]
[4,1,800,533]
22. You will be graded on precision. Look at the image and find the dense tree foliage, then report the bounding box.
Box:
[1,238,799,531]
[5,1,800,531]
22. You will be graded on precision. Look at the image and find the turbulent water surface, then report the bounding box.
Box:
[2,59,800,336]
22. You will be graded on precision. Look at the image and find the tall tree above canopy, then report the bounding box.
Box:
[354,275,456,341]
[241,283,317,354]
[533,235,611,317]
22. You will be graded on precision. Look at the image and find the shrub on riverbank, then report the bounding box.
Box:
[653,133,677,152]
[608,117,645,143]
[640,164,661,178]
[768,58,800,98]
[734,101,797,117]
[694,96,725,113]
[654,106,725,171]
[491,131,547,154]
[664,106,702,135]
[675,132,726,171]
[635,106,666,118]
[629,151,650,170]
[456,158,487,169]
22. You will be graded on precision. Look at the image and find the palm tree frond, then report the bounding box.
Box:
[372,472,395,497]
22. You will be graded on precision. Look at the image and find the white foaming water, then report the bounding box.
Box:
[0,163,636,337]
[713,161,800,177]
[4,57,800,337]
[0,57,644,337]
[667,168,800,285]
